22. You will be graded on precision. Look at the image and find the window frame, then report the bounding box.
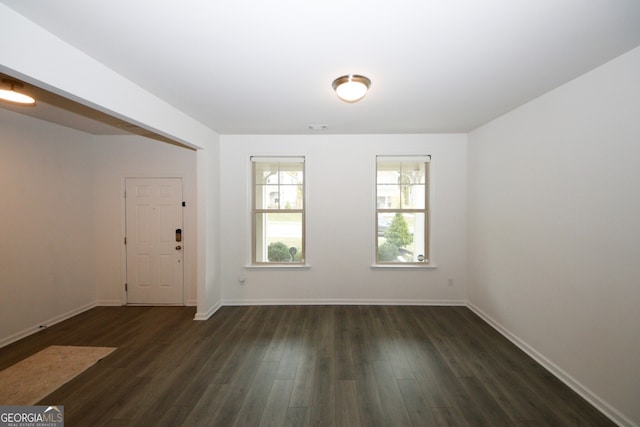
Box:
[251,156,306,265]
[375,155,431,266]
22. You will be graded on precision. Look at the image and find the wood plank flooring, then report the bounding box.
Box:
[0,305,615,426]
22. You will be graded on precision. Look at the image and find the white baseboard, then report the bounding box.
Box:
[222,298,467,306]
[194,300,223,320]
[0,302,96,349]
[99,300,198,307]
[467,302,636,427]
[96,300,124,306]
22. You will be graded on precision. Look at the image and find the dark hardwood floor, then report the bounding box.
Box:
[0,305,615,426]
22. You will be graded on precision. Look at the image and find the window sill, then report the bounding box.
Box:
[245,264,311,270]
[371,263,437,269]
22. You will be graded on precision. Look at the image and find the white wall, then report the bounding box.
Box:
[195,145,223,319]
[92,136,199,306]
[0,107,205,345]
[220,134,467,304]
[467,46,640,426]
[2,2,223,320]
[0,109,96,345]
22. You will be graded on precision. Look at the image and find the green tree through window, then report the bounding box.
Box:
[385,213,413,249]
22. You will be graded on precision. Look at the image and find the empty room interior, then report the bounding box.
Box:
[1,1,639,426]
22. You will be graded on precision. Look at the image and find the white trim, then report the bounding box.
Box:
[467,302,636,427]
[244,264,311,270]
[0,302,96,349]
[223,299,466,306]
[377,155,431,163]
[96,300,124,306]
[371,263,437,269]
[250,156,305,163]
[120,177,128,304]
[186,299,197,307]
[194,300,223,320]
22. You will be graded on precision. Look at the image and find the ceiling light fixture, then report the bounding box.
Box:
[332,74,371,103]
[0,79,36,105]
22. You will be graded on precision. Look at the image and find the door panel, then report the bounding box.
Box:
[126,178,183,304]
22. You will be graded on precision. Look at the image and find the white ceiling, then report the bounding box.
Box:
[2,0,640,135]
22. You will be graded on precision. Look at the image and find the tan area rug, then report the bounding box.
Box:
[0,345,116,405]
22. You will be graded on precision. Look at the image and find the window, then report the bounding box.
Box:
[252,157,305,264]
[376,156,430,264]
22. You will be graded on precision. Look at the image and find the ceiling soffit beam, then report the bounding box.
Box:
[0,3,217,150]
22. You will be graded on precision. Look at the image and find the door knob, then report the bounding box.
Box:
[175,245,182,250]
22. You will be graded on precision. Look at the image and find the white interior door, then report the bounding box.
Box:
[125,178,184,304]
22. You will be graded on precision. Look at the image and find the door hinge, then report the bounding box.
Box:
[124,237,127,245]
[182,201,186,207]
[125,283,128,292]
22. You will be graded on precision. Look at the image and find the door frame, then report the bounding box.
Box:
[120,176,187,306]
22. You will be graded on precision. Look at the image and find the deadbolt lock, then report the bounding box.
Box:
[176,245,182,250]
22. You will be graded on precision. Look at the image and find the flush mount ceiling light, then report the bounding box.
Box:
[0,79,36,105]
[332,74,371,103]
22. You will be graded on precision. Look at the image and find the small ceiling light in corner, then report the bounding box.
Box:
[0,79,36,105]
[332,74,371,103]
